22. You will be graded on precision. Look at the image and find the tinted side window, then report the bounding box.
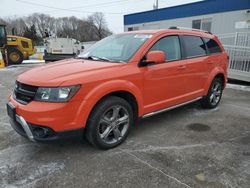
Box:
[0,27,7,47]
[182,36,206,58]
[204,38,222,54]
[150,36,181,61]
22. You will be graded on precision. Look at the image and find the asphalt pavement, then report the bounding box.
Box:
[0,65,249,188]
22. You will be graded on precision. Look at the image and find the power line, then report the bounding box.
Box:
[43,0,130,14]
[16,0,127,14]
[61,0,129,10]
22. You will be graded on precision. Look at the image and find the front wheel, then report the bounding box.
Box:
[85,96,134,149]
[7,47,24,65]
[201,77,223,109]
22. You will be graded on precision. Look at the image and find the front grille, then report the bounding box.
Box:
[14,81,38,104]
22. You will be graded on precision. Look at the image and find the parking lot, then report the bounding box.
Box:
[0,64,250,188]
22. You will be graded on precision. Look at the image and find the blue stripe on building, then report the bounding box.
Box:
[124,0,250,25]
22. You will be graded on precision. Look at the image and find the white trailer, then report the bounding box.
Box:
[81,41,96,51]
[43,37,83,61]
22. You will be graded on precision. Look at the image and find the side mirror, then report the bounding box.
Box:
[145,51,165,64]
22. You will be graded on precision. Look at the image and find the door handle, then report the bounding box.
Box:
[177,65,186,70]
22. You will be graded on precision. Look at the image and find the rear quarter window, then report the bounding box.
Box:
[182,35,206,58]
[203,38,222,54]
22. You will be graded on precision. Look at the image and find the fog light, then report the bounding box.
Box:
[33,127,47,138]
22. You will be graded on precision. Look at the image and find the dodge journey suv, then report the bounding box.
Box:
[7,28,228,149]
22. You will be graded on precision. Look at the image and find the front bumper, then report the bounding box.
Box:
[9,114,84,142]
[14,114,35,141]
[7,100,84,142]
[8,95,85,132]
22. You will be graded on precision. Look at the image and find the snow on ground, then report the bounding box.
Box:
[226,83,250,92]
[0,61,44,71]
[0,144,65,188]
[22,60,45,64]
[0,67,23,72]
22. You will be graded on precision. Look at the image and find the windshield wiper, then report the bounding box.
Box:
[75,56,88,60]
[75,56,110,61]
[87,55,112,62]
[89,56,127,64]
[76,55,126,63]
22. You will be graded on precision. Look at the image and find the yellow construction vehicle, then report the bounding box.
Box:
[0,24,36,66]
[0,50,4,68]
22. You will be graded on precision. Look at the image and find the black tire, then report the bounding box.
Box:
[7,47,24,65]
[85,96,134,149]
[201,77,223,109]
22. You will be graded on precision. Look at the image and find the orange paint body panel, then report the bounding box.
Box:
[7,29,228,137]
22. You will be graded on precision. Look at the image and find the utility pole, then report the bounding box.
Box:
[153,0,158,10]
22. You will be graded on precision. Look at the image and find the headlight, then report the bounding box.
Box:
[34,85,80,102]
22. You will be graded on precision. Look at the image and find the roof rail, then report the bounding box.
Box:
[168,26,212,34]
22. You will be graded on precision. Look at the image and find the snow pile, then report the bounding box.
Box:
[22,60,45,64]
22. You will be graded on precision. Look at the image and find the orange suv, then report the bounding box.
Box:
[7,28,228,149]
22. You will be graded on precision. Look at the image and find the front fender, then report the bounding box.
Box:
[76,80,144,128]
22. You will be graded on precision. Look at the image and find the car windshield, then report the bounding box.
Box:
[77,33,152,63]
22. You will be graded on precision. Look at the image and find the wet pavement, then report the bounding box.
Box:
[0,65,250,188]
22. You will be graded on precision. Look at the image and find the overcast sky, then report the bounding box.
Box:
[1,0,201,33]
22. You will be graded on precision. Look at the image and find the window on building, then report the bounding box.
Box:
[128,27,133,31]
[127,27,139,32]
[192,18,212,32]
[182,35,206,58]
[202,18,212,32]
[192,20,201,30]
[203,38,222,54]
[149,36,181,61]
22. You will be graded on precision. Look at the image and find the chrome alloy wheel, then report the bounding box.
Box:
[98,105,129,145]
[209,81,222,106]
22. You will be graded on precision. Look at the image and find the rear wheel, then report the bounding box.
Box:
[7,47,24,65]
[85,96,133,149]
[201,77,223,109]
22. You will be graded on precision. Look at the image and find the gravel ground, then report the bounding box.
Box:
[0,64,250,188]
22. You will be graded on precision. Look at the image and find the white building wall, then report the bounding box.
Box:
[124,9,250,34]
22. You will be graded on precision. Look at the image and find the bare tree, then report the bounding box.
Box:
[56,16,80,39]
[87,12,112,40]
[26,13,56,37]
[2,18,27,35]
[0,12,112,42]
[0,18,7,26]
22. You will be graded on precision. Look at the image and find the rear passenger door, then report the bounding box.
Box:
[180,35,208,98]
[203,38,224,78]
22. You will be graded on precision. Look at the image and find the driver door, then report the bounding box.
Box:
[141,35,188,114]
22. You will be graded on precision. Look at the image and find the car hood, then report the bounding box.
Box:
[17,58,124,86]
